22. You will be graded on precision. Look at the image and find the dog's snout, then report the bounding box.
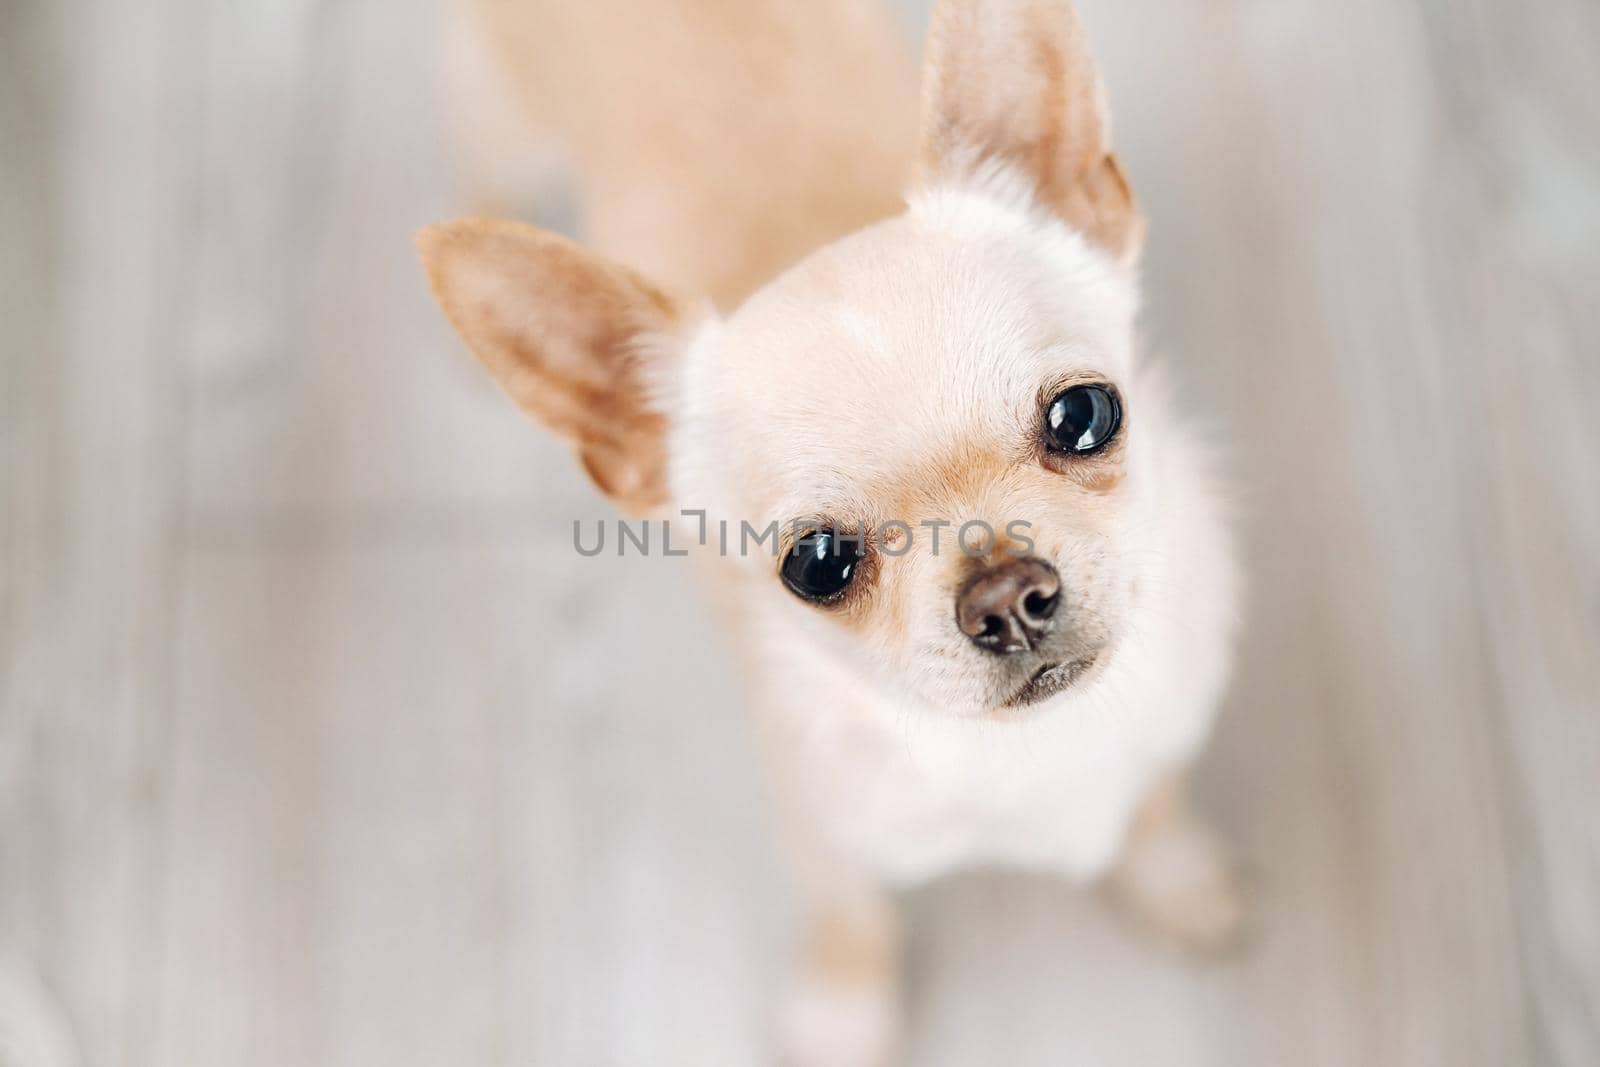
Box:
[956,557,1061,654]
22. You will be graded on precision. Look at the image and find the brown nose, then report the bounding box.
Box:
[956,557,1061,653]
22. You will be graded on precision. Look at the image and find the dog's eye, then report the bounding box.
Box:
[1045,384,1121,455]
[781,529,862,603]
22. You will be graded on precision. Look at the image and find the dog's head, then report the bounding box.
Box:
[422,0,1164,717]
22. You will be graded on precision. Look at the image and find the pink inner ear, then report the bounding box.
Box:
[916,0,1143,262]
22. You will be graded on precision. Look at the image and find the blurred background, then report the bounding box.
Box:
[3,0,1598,1064]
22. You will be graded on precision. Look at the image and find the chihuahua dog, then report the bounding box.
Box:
[423,0,1241,1062]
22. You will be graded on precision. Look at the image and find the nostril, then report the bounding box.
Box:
[1022,588,1058,623]
[956,557,1061,652]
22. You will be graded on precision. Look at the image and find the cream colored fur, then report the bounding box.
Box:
[446,0,918,308]
[427,2,1242,1062]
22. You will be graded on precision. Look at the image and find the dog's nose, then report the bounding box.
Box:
[956,557,1061,653]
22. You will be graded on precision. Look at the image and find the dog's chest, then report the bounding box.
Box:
[781,698,1162,887]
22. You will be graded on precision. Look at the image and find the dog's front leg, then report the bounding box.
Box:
[1106,771,1246,953]
[775,817,903,1067]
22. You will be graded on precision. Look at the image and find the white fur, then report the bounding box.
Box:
[779,972,902,1067]
[422,6,1247,1063]
[668,173,1238,890]
[427,5,1241,1057]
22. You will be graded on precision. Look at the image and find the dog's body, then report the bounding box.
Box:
[447,0,918,306]
[430,2,1242,1062]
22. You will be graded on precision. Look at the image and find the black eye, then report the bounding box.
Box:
[1045,384,1121,455]
[780,529,863,603]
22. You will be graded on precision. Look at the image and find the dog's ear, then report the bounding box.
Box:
[917,0,1142,262]
[419,218,693,515]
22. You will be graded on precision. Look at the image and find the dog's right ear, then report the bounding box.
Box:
[418,219,696,515]
[917,0,1143,263]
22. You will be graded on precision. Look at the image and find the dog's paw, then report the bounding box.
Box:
[1109,813,1248,955]
[777,970,901,1067]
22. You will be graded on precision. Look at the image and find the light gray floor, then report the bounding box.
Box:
[4,1,1598,1064]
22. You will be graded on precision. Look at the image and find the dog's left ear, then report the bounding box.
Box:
[418,218,695,515]
[917,0,1143,263]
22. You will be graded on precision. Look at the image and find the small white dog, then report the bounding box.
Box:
[424,1,1242,1061]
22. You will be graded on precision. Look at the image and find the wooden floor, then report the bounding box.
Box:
[4,0,1598,1064]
